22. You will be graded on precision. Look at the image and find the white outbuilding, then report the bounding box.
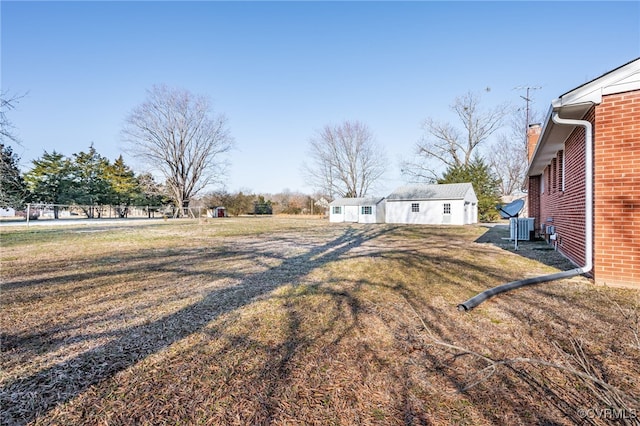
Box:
[329,197,386,224]
[0,207,16,217]
[385,183,478,225]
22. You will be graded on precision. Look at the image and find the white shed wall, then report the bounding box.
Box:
[358,202,385,224]
[385,200,469,225]
[463,202,478,225]
[0,207,16,217]
[329,207,345,222]
[358,207,377,224]
[344,206,359,222]
[376,201,386,223]
[330,203,386,224]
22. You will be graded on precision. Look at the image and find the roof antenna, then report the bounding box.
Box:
[514,85,542,147]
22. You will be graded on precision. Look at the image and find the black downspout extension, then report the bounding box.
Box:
[457,269,586,311]
[457,111,594,312]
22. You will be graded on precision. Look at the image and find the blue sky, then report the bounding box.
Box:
[2,1,639,195]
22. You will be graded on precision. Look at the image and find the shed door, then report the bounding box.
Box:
[344,206,359,222]
[442,202,452,224]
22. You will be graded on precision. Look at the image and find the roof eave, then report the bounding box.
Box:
[329,197,384,206]
[527,102,593,176]
[387,196,465,202]
[527,58,640,177]
[558,57,640,101]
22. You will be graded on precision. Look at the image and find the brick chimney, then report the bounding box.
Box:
[527,123,542,162]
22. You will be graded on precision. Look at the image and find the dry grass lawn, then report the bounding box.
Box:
[1,217,639,425]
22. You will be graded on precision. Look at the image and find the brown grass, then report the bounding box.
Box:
[1,217,638,425]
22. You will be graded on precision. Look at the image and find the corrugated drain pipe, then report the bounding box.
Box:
[457,111,593,311]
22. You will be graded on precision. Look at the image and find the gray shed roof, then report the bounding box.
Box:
[387,183,475,201]
[330,197,385,207]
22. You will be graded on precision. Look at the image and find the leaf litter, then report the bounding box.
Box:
[0,218,638,425]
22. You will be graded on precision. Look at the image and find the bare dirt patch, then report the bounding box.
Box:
[1,218,638,425]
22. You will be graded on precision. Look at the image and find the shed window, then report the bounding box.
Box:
[361,206,372,215]
[443,203,451,215]
[411,203,420,213]
[332,206,342,214]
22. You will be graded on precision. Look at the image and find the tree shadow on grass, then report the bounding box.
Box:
[6,223,628,425]
[0,226,395,425]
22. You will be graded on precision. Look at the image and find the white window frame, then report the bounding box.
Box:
[443,203,451,215]
[411,203,419,213]
[361,206,372,215]
[332,206,342,214]
[558,149,565,192]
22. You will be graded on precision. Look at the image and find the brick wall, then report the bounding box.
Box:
[527,126,542,237]
[594,91,640,288]
[537,108,591,269]
[529,91,640,288]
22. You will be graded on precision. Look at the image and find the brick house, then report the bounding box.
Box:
[527,58,639,289]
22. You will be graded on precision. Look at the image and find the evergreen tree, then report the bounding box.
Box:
[105,155,140,217]
[24,151,72,219]
[438,156,501,222]
[0,143,29,209]
[253,195,273,215]
[68,145,112,218]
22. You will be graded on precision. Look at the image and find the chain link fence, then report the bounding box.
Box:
[1,204,212,223]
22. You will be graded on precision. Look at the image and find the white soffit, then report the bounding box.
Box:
[528,58,640,176]
[554,58,640,107]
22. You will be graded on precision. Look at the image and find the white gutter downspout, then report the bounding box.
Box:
[550,112,593,274]
[458,111,593,311]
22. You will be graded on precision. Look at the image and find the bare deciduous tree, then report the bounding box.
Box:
[489,134,527,196]
[403,91,510,182]
[488,107,544,196]
[305,120,386,198]
[122,85,233,214]
[1,92,29,209]
[1,91,25,146]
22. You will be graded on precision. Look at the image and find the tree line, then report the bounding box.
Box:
[202,191,323,216]
[306,91,533,222]
[2,86,535,222]
[1,85,234,218]
[1,142,324,218]
[2,143,169,218]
